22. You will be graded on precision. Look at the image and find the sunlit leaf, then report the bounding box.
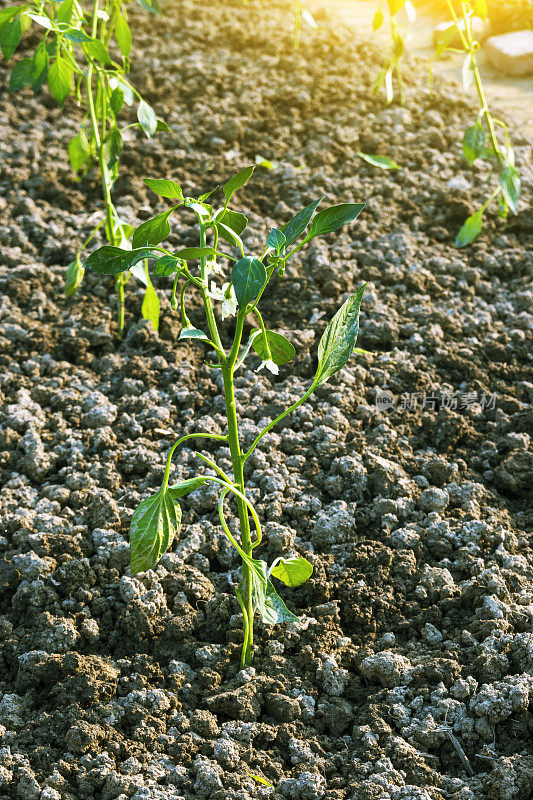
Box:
[462,123,485,166]
[137,99,157,137]
[223,165,254,204]
[130,487,181,573]
[270,556,313,587]
[252,330,295,366]
[141,283,160,331]
[357,151,401,170]
[144,178,183,199]
[231,256,266,307]
[455,209,483,248]
[313,284,366,387]
[499,165,520,214]
[308,203,365,238]
[115,12,132,56]
[47,56,72,105]
[132,207,176,248]
[68,130,91,172]
[85,246,156,275]
[266,228,286,254]
[281,197,322,245]
[179,328,210,342]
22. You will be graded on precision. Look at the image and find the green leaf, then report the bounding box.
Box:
[102,126,123,172]
[56,0,75,25]
[130,487,181,574]
[281,197,322,245]
[499,165,520,215]
[137,99,157,138]
[9,57,32,91]
[223,165,254,204]
[144,178,183,200]
[153,255,181,277]
[114,12,132,56]
[64,257,84,296]
[64,29,92,43]
[270,556,313,587]
[68,130,91,172]
[218,209,247,235]
[231,256,266,307]
[308,203,365,238]
[252,330,295,366]
[168,478,206,501]
[132,208,176,249]
[373,9,384,30]
[26,13,54,30]
[47,56,71,105]
[266,228,286,254]
[313,284,366,387]
[259,580,298,625]
[110,86,124,117]
[356,151,401,170]
[1,17,22,60]
[216,222,244,250]
[388,0,406,13]
[31,40,49,83]
[462,123,485,166]
[155,118,171,132]
[246,774,274,788]
[179,327,210,342]
[141,283,160,331]
[85,246,156,275]
[0,7,25,31]
[174,246,215,260]
[255,154,276,169]
[455,210,483,248]
[85,38,110,64]
[138,0,161,13]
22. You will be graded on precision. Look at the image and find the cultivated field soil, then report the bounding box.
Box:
[0,1,532,799]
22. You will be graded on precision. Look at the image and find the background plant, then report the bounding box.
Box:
[0,0,166,334]
[85,166,366,667]
[434,0,521,246]
[372,0,416,104]
[292,0,318,49]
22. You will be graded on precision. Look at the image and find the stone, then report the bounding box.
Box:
[485,31,533,77]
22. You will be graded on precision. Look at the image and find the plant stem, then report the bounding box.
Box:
[222,310,254,666]
[86,0,126,334]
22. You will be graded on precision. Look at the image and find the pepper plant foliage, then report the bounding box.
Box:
[86,166,366,666]
[434,0,521,247]
[0,0,166,333]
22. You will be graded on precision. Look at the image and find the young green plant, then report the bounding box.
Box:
[372,0,416,104]
[85,166,366,667]
[292,0,318,49]
[1,0,166,333]
[434,0,521,246]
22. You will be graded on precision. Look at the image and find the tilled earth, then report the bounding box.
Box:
[0,1,532,799]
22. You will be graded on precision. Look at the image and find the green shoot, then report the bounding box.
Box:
[1,0,166,333]
[435,0,521,247]
[85,166,366,667]
[372,0,416,105]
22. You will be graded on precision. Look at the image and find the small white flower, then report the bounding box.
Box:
[221,284,237,320]
[256,359,279,375]
[208,282,237,320]
[205,258,223,276]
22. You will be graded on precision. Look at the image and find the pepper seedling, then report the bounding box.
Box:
[433,0,521,247]
[1,0,167,333]
[85,166,366,667]
[372,0,416,105]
